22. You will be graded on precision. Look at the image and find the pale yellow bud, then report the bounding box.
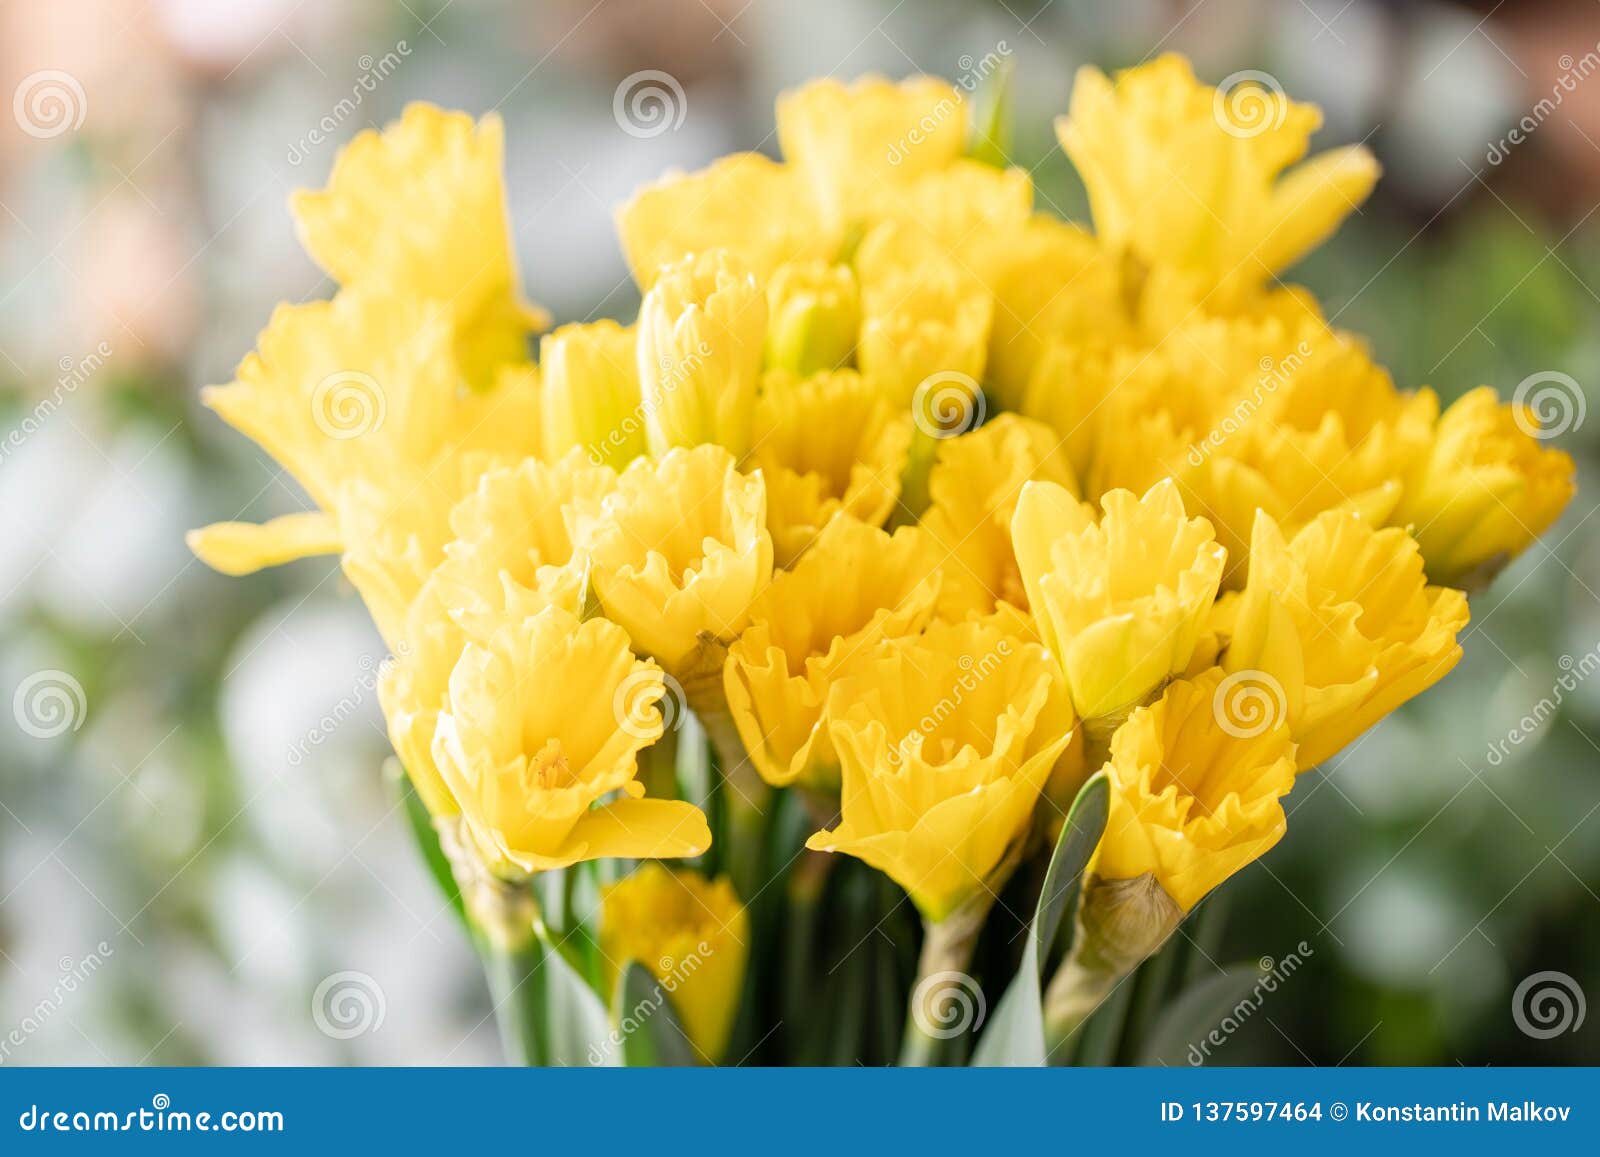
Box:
[763,261,859,375]
[540,320,647,468]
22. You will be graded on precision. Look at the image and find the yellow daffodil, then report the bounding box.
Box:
[540,320,647,468]
[600,865,749,1063]
[431,451,618,633]
[616,152,837,285]
[579,445,773,685]
[919,414,1078,621]
[1393,386,1577,589]
[870,161,1034,281]
[431,606,710,875]
[856,252,991,408]
[1058,54,1379,306]
[750,369,911,566]
[377,574,464,818]
[636,250,768,458]
[1222,508,1469,768]
[724,515,942,791]
[1012,477,1226,722]
[808,619,1076,922]
[777,75,966,232]
[763,261,860,376]
[291,104,546,388]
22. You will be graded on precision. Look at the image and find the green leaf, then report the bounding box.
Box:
[616,961,699,1067]
[533,926,617,1066]
[968,55,1015,169]
[384,757,466,930]
[971,772,1109,1066]
[1137,963,1266,1067]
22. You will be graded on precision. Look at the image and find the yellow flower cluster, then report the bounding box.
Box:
[190,58,1575,1049]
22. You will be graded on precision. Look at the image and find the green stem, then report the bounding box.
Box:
[898,894,992,1067]
[478,930,546,1066]
[699,707,772,904]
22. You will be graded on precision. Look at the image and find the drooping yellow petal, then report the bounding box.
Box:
[185,511,340,576]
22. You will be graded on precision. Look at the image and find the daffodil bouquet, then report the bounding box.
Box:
[190,56,1576,1066]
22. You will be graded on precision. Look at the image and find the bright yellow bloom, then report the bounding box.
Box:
[750,370,911,566]
[601,865,749,1062]
[724,515,942,791]
[1222,509,1469,768]
[377,575,464,818]
[431,606,711,874]
[808,619,1076,921]
[1058,54,1378,305]
[1096,667,1295,912]
[919,414,1078,621]
[431,451,618,633]
[856,255,991,407]
[540,320,647,468]
[636,250,768,458]
[580,445,773,680]
[188,291,541,580]
[615,152,837,285]
[763,261,860,376]
[777,75,966,232]
[1012,477,1226,721]
[291,104,545,388]
[869,161,1034,282]
[1393,386,1577,588]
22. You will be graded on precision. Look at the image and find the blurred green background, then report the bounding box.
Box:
[1,0,1596,1064]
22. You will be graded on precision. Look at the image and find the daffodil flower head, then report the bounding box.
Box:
[636,250,768,459]
[1224,508,1469,768]
[1013,477,1226,721]
[540,320,648,468]
[430,606,711,876]
[1393,386,1577,589]
[751,369,911,566]
[600,865,749,1063]
[808,618,1075,921]
[580,444,774,683]
[856,253,991,406]
[763,260,860,376]
[724,515,942,791]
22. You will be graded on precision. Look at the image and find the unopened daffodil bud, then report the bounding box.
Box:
[763,261,860,375]
[600,865,749,1063]
[579,445,773,689]
[724,515,942,791]
[1393,386,1576,589]
[540,320,647,467]
[1012,477,1226,725]
[808,619,1076,922]
[429,606,711,876]
[636,250,767,459]
[1045,669,1294,1038]
[1222,508,1469,769]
